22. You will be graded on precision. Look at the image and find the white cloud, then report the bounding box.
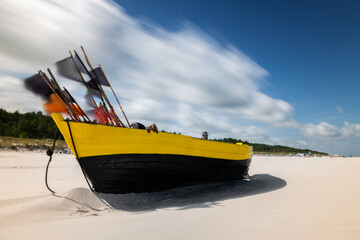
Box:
[336,106,343,114]
[302,121,360,139]
[341,122,360,137]
[0,0,298,135]
[296,140,308,146]
[302,122,341,138]
[0,76,43,112]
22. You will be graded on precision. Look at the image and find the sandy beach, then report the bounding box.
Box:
[0,151,359,240]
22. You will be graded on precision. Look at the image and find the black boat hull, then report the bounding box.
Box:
[78,154,251,193]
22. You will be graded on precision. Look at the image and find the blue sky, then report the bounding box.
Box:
[0,0,359,155]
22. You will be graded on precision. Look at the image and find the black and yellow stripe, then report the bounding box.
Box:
[52,113,252,193]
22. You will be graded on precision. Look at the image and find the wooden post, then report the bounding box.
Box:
[99,64,131,127]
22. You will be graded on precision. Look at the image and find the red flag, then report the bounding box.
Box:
[109,108,121,127]
[94,106,109,125]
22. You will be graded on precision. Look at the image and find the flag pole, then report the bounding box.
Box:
[39,71,78,121]
[63,87,91,122]
[69,51,109,125]
[80,46,125,127]
[74,47,112,126]
[47,68,90,122]
[76,49,114,125]
[98,64,131,127]
[68,51,98,109]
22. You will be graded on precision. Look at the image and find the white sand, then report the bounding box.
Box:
[0,151,359,240]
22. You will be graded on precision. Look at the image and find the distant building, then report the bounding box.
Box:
[202,131,208,140]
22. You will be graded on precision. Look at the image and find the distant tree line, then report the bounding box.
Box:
[213,137,328,155]
[0,109,60,139]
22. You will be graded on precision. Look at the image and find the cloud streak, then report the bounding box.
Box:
[0,0,299,137]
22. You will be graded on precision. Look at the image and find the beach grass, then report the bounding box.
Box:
[0,136,68,151]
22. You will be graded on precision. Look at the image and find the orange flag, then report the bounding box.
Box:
[43,93,68,113]
[70,103,86,116]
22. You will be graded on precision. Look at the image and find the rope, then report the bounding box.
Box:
[44,125,113,211]
[66,120,114,210]
[45,128,59,194]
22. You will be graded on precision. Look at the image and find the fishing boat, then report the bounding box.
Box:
[52,113,252,193]
[25,47,252,193]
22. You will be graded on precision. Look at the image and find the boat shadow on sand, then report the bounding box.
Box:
[99,174,286,212]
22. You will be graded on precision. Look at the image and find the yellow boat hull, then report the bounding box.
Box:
[52,113,252,193]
